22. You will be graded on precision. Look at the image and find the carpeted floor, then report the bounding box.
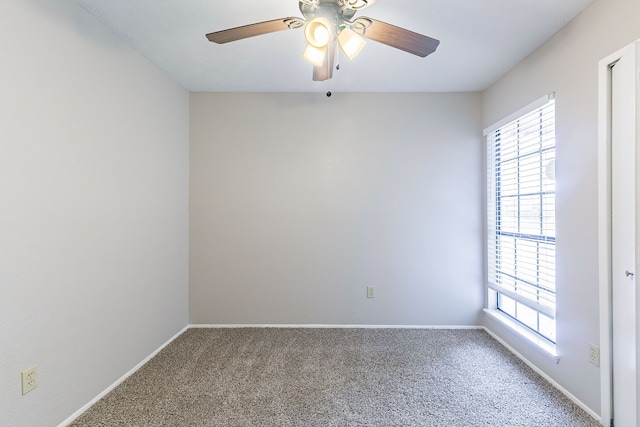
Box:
[70,328,600,426]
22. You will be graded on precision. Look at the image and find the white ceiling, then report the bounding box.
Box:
[74,0,594,93]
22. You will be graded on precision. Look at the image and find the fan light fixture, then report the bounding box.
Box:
[303,17,331,65]
[304,17,331,47]
[303,44,327,66]
[338,27,366,60]
[303,17,367,65]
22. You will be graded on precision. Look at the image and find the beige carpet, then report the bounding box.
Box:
[70,328,600,426]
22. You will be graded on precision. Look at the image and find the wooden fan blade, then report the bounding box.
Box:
[313,40,337,81]
[361,18,440,57]
[206,17,302,44]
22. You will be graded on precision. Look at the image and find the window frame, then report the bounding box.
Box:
[484,94,557,349]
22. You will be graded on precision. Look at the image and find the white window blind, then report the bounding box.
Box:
[486,96,556,342]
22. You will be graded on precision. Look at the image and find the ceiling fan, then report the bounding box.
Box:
[206,0,440,82]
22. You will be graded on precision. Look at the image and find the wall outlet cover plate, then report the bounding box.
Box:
[21,365,37,395]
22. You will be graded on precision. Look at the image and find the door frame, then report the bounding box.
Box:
[598,40,640,426]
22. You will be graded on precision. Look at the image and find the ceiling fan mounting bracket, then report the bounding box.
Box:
[284,18,305,30]
[350,17,373,36]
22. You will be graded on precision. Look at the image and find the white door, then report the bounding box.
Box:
[611,44,638,427]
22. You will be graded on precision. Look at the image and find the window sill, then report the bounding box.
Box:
[484,308,559,363]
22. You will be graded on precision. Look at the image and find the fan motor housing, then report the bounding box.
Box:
[299,0,357,21]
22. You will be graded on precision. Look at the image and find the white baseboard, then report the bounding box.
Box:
[57,325,189,427]
[190,324,484,329]
[482,327,602,424]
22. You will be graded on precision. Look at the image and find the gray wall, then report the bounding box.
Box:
[482,0,640,415]
[190,92,484,326]
[0,1,189,425]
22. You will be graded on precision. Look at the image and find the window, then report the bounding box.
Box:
[486,95,556,343]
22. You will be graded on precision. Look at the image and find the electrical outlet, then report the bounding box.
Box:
[367,286,375,298]
[21,365,37,395]
[589,344,600,367]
